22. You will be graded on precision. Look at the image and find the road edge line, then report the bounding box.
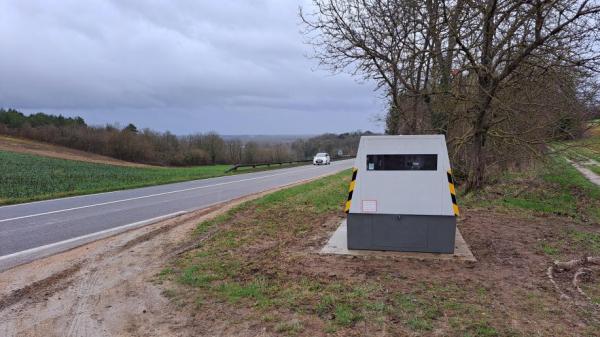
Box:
[0,161,350,223]
[0,211,188,262]
[0,166,350,272]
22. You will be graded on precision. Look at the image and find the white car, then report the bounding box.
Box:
[313,152,331,165]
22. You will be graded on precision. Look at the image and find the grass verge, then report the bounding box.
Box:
[462,155,600,224]
[553,123,600,173]
[462,153,600,259]
[0,150,306,205]
[163,171,529,336]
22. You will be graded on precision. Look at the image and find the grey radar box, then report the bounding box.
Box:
[345,135,459,253]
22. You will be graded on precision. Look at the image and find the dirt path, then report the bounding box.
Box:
[567,158,600,186]
[0,186,292,337]
[0,135,151,167]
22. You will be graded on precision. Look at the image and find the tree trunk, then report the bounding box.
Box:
[385,106,400,135]
[386,91,402,135]
[466,129,487,190]
[466,83,492,190]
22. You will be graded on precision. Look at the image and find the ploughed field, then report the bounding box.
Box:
[0,134,151,168]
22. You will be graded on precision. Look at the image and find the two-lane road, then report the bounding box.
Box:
[0,160,353,270]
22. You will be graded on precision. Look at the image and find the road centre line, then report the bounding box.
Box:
[0,163,312,209]
[0,162,345,223]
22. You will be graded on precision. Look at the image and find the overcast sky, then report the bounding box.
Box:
[0,0,383,135]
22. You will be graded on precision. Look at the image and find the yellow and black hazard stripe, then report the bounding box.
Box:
[447,169,460,216]
[344,167,358,213]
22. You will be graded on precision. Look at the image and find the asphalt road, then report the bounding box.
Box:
[0,160,353,270]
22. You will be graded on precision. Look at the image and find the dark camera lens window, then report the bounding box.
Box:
[366,154,438,171]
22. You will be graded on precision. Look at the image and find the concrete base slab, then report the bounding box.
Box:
[320,220,476,262]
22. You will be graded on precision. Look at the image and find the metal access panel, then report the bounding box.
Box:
[345,135,458,253]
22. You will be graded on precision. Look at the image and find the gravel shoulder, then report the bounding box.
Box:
[0,182,310,337]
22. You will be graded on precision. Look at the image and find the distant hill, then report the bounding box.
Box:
[0,108,372,166]
[221,134,314,144]
[0,135,150,167]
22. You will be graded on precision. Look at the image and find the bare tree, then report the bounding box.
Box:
[301,0,447,134]
[442,0,600,188]
[301,0,600,189]
[226,139,243,164]
[202,132,225,164]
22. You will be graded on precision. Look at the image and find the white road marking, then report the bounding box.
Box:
[0,162,321,209]
[0,162,348,223]
[0,211,187,261]
[0,162,351,267]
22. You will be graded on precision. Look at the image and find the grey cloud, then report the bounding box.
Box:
[0,0,382,134]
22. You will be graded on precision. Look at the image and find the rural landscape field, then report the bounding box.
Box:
[0,139,307,205]
[1,1,600,337]
[0,149,228,204]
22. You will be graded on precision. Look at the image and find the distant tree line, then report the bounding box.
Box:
[0,109,86,128]
[0,109,366,166]
[291,131,371,159]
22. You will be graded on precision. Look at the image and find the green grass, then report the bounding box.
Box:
[543,157,600,197]
[274,320,304,335]
[558,143,600,163]
[554,125,600,176]
[538,242,560,256]
[0,150,306,205]
[217,281,268,304]
[462,155,600,223]
[568,229,600,254]
[168,171,514,335]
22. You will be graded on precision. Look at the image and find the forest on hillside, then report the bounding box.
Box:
[0,109,367,166]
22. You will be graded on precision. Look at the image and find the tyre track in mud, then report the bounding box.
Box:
[0,263,82,337]
[0,263,82,311]
[0,212,187,337]
[66,267,107,337]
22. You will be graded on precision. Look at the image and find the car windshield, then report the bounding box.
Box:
[316,153,327,157]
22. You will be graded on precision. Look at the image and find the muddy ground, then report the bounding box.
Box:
[1,199,599,336]
[0,187,284,337]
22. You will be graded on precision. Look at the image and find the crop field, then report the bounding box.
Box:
[0,135,151,168]
[0,150,301,205]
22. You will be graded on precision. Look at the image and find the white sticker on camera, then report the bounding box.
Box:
[362,200,377,213]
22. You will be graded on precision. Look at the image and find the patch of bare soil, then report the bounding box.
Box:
[0,264,81,311]
[0,135,151,167]
[0,187,293,337]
